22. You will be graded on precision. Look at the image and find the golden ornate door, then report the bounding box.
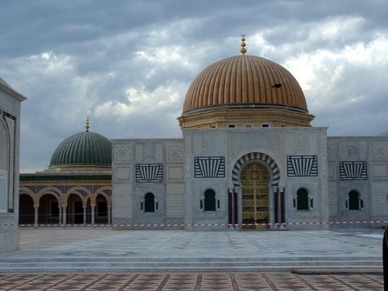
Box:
[241,162,270,229]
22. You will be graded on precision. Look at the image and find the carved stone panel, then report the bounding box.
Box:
[114,145,132,163]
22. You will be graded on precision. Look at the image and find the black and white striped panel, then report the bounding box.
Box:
[340,161,367,180]
[232,152,280,187]
[194,156,225,178]
[287,155,318,177]
[136,163,163,183]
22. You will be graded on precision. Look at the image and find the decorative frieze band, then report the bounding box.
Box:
[136,163,163,183]
[287,155,318,177]
[340,161,367,180]
[194,156,225,178]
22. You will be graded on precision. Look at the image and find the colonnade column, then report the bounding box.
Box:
[107,205,111,224]
[83,206,87,224]
[91,204,95,225]
[33,205,39,226]
[62,205,67,225]
[58,206,62,224]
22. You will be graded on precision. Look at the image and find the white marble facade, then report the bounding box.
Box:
[0,79,26,252]
[114,126,388,230]
[112,127,388,230]
[327,136,388,228]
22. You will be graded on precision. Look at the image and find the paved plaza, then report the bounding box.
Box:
[0,226,385,290]
[0,272,383,290]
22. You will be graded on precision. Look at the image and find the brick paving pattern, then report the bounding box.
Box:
[0,272,383,290]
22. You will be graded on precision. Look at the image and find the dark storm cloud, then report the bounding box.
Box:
[0,1,171,56]
[0,0,387,171]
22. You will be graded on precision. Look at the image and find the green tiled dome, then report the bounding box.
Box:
[49,131,112,167]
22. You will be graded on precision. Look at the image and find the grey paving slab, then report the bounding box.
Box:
[14,227,385,258]
[0,227,384,273]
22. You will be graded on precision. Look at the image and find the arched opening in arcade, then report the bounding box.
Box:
[67,193,83,224]
[95,194,109,224]
[38,194,60,224]
[19,194,34,224]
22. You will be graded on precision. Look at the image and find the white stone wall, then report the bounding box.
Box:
[371,182,388,218]
[112,127,388,231]
[112,143,133,224]
[183,127,329,230]
[112,139,185,227]
[283,128,329,229]
[0,80,25,253]
[328,136,388,228]
[166,183,184,218]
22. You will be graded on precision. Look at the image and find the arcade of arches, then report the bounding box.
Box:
[19,179,112,225]
[18,118,113,226]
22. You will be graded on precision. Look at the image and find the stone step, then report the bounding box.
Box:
[291,268,382,275]
[0,256,381,273]
[0,266,383,273]
[0,255,380,262]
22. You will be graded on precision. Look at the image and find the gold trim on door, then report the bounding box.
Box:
[241,162,270,229]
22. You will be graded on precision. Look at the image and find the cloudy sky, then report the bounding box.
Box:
[1,0,388,172]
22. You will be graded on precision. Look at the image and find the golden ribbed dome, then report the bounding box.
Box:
[178,54,314,129]
[182,55,308,114]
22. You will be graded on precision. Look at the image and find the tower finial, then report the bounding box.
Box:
[240,33,247,55]
[86,117,90,132]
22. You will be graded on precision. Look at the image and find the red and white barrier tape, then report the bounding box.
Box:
[0,220,387,228]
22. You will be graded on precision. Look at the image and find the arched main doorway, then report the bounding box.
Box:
[241,162,270,230]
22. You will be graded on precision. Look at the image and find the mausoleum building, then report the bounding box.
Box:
[111,37,388,230]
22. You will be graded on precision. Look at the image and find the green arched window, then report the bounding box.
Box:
[348,190,360,210]
[204,189,216,211]
[144,192,155,212]
[297,188,309,210]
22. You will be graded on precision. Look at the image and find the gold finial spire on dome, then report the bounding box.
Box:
[240,33,247,55]
[86,117,90,132]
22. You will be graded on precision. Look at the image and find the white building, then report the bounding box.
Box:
[112,39,388,230]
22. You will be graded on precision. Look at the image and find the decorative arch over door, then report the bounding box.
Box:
[232,152,280,188]
[229,152,285,229]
